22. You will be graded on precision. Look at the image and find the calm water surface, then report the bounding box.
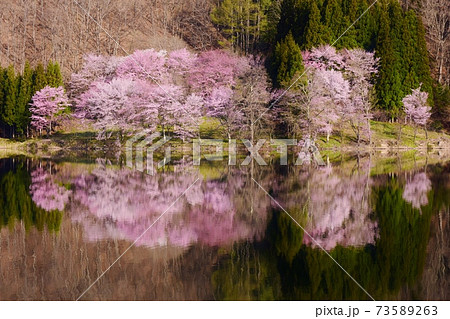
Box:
[0,155,448,300]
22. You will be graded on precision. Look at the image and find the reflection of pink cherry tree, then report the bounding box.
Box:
[269,158,378,251]
[402,172,432,209]
[66,163,269,248]
[303,162,378,250]
[30,167,71,211]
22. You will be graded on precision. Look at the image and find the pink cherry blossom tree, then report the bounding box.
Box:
[72,48,205,140]
[302,45,343,71]
[76,78,149,136]
[30,86,70,135]
[116,49,168,83]
[232,58,272,142]
[342,49,379,146]
[167,48,196,77]
[402,85,432,141]
[284,46,377,144]
[284,68,349,141]
[206,86,242,142]
[188,50,248,96]
[69,54,122,97]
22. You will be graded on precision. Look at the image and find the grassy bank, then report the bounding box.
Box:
[1,120,449,159]
[316,121,449,149]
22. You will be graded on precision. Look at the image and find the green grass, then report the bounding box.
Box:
[316,120,449,149]
[199,116,225,139]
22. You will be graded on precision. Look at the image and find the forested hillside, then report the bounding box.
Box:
[0,0,222,77]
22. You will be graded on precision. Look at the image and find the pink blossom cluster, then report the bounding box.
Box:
[294,46,378,142]
[70,48,249,138]
[403,86,431,126]
[303,164,378,250]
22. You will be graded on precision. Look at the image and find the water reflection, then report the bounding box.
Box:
[28,159,270,248]
[0,155,448,300]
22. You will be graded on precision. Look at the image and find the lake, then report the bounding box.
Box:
[0,153,448,300]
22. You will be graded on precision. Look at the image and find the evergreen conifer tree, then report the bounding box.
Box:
[16,61,34,136]
[46,61,64,87]
[33,63,47,93]
[2,65,19,137]
[273,31,305,87]
[304,1,327,49]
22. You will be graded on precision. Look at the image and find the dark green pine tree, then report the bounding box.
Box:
[33,62,47,93]
[412,13,433,103]
[400,11,419,93]
[303,0,327,49]
[46,60,63,88]
[341,0,357,17]
[323,0,345,46]
[52,61,64,87]
[340,0,360,48]
[0,66,4,125]
[273,32,305,87]
[16,61,34,136]
[375,6,403,118]
[266,0,283,44]
[2,65,19,137]
[355,0,377,50]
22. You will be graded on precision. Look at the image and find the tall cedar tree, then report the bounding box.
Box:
[2,66,19,137]
[0,61,64,137]
[33,63,47,93]
[273,32,305,87]
[304,1,327,49]
[16,61,34,136]
[46,61,64,88]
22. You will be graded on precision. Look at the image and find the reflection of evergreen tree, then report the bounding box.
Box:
[267,210,305,264]
[373,180,432,294]
[212,174,437,300]
[0,159,62,232]
[212,242,282,300]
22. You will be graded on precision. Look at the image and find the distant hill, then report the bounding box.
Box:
[0,0,222,78]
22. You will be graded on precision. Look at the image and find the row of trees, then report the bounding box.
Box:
[273,42,431,144]
[0,61,63,138]
[70,49,273,141]
[269,0,433,118]
[210,0,281,53]
[19,45,429,144]
[1,44,431,144]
